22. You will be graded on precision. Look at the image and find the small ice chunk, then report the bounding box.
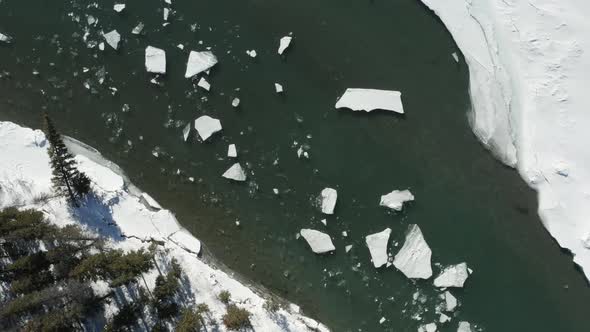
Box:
[198,77,211,91]
[185,51,218,78]
[365,228,391,268]
[273,188,279,195]
[300,229,335,254]
[379,317,386,324]
[275,83,284,93]
[194,115,222,141]
[457,322,472,332]
[165,0,172,4]
[113,4,126,12]
[345,245,353,253]
[103,30,121,50]
[418,323,437,332]
[99,42,105,51]
[342,231,348,237]
[393,224,432,279]
[141,193,162,210]
[439,313,451,324]
[163,8,170,21]
[177,44,184,50]
[380,189,415,211]
[227,144,237,158]
[336,88,404,114]
[222,163,247,182]
[320,188,337,214]
[132,22,145,35]
[444,291,457,312]
[145,46,166,74]
[278,36,292,55]
[452,52,459,63]
[182,123,191,142]
[0,33,11,43]
[232,98,240,107]
[434,263,470,288]
[320,219,327,226]
[246,50,257,58]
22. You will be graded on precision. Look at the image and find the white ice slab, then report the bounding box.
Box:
[198,77,211,91]
[457,321,472,332]
[300,229,335,254]
[113,4,126,12]
[380,189,414,211]
[103,30,121,50]
[185,51,218,78]
[335,88,404,114]
[163,8,170,21]
[194,116,222,142]
[418,323,437,332]
[365,228,392,268]
[132,23,144,35]
[145,46,166,74]
[275,83,284,93]
[320,188,337,214]
[393,224,432,279]
[278,36,292,55]
[444,291,457,312]
[232,98,240,107]
[246,50,257,58]
[434,263,470,288]
[0,33,11,43]
[439,313,451,324]
[227,144,237,158]
[222,163,247,182]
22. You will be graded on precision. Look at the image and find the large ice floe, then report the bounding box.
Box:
[418,322,437,332]
[145,46,166,74]
[103,30,121,50]
[418,0,590,281]
[222,163,247,182]
[380,189,414,211]
[0,121,327,331]
[278,36,293,55]
[365,228,392,268]
[434,262,470,288]
[457,321,472,332]
[319,187,337,214]
[393,224,432,279]
[194,115,222,141]
[300,229,336,254]
[184,51,218,78]
[335,88,404,114]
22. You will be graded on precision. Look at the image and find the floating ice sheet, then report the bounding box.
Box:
[365,228,391,268]
[145,46,166,74]
[278,36,292,55]
[393,224,432,279]
[335,88,404,114]
[185,51,218,78]
[300,229,335,254]
[380,189,414,211]
[222,163,247,182]
[194,116,222,142]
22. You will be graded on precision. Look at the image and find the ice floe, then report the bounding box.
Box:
[393,224,432,279]
[335,88,404,114]
[132,22,145,35]
[145,46,166,74]
[275,83,284,93]
[418,322,437,332]
[320,187,337,214]
[380,189,414,211]
[444,291,457,312]
[0,32,11,43]
[434,263,470,288]
[227,144,237,158]
[182,123,191,142]
[222,163,247,182]
[246,50,257,58]
[300,229,335,254]
[452,52,459,63]
[457,321,472,332]
[197,77,211,91]
[184,51,218,78]
[113,4,126,12]
[278,36,292,55]
[365,228,392,268]
[439,313,451,324]
[194,115,222,142]
[103,30,121,50]
[232,98,240,107]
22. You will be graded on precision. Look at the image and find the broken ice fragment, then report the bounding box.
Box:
[457,322,472,332]
[163,8,170,21]
[345,245,353,253]
[379,317,386,324]
[320,188,337,214]
[0,33,11,43]
[145,46,166,74]
[141,193,162,210]
[434,263,470,288]
[300,229,335,254]
[418,323,437,332]
[246,50,257,58]
[278,36,292,55]
[185,51,218,78]
[113,4,126,12]
[275,83,284,93]
[194,115,222,141]
[132,22,145,35]
[227,144,237,158]
[439,314,451,324]
[320,219,327,226]
[380,189,414,211]
[444,291,457,312]
[393,224,432,279]
[335,88,404,114]
[103,30,121,50]
[232,98,240,107]
[182,123,191,142]
[99,42,105,51]
[222,163,247,182]
[452,52,459,63]
[365,228,391,268]
[197,77,211,91]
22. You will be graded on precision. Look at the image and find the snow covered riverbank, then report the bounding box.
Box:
[419,0,590,281]
[0,121,328,331]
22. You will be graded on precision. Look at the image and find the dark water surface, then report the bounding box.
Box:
[1,0,590,331]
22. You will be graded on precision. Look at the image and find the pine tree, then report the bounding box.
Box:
[43,113,91,205]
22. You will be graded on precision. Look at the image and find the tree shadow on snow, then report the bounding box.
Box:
[68,192,123,242]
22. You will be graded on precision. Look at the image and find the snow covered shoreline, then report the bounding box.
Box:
[419,0,590,281]
[0,121,328,331]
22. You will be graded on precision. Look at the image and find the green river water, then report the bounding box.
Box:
[1,0,590,331]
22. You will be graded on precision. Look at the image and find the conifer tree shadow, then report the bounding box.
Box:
[68,192,123,241]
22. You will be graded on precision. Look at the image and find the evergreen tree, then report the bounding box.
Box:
[43,113,91,205]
